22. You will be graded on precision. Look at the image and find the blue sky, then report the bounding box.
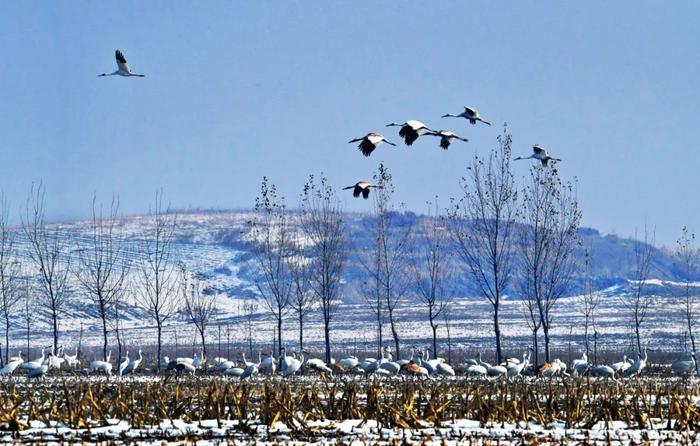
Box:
[0,2,698,245]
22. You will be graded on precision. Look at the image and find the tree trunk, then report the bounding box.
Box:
[52,307,59,354]
[583,314,590,359]
[156,319,163,371]
[25,320,29,360]
[543,323,551,363]
[3,313,9,367]
[298,312,304,351]
[494,303,502,363]
[387,306,400,359]
[430,320,438,359]
[200,329,206,359]
[277,313,282,357]
[593,329,598,364]
[377,312,383,358]
[324,317,331,364]
[5,312,10,366]
[635,316,642,356]
[77,322,83,359]
[532,329,539,368]
[101,305,109,361]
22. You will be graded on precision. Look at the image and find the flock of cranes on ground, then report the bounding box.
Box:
[97,49,563,200]
[2,344,699,382]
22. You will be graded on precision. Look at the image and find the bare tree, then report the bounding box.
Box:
[447,129,517,363]
[75,196,130,360]
[578,250,601,361]
[300,174,347,364]
[517,165,582,363]
[414,201,452,358]
[241,301,258,356]
[620,226,655,356]
[20,277,34,359]
[288,240,315,350]
[22,183,71,353]
[0,198,20,365]
[112,288,128,362]
[361,164,413,358]
[675,226,698,354]
[181,265,217,358]
[135,191,180,369]
[249,177,293,358]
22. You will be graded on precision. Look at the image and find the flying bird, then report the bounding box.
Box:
[348,133,395,156]
[385,120,434,146]
[423,130,468,150]
[515,145,562,167]
[442,106,491,125]
[343,181,383,199]
[99,50,145,77]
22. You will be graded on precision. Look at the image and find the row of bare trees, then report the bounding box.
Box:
[249,175,348,365]
[1,132,695,367]
[0,184,210,368]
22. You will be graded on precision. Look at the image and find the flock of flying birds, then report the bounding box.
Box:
[98,49,562,201]
[344,108,564,199]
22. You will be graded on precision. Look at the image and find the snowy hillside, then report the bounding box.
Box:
[6,210,695,352]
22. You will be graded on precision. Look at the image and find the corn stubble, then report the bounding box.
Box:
[0,377,697,441]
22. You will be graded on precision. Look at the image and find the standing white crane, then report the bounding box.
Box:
[349,133,396,156]
[385,120,434,146]
[118,352,130,377]
[514,145,561,167]
[343,181,383,199]
[62,348,80,369]
[123,349,143,376]
[572,352,589,376]
[241,352,256,368]
[538,358,566,377]
[280,347,304,377]
[260,352,277,375]
[507,351,531,380]
[441,106,491,125]
[0,357,24,377]
[89,351,113,376]
[240,358,259,380]
[22,348,45,370]
[626,348,648,377]
[611,355,632,374]
[99,50,145,77]
[671,354,697,377]
[423,130,468,150]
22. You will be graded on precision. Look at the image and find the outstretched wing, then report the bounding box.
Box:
[403,128,420,146]
[464,106,476,117]
[353,186,362,198]
[362,188,370,199]
[115,50,130,73]
[440,137,451,150]
[533,145,545,155]
[358,139,375,156]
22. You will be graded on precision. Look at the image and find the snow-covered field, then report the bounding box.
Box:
[1,375,698,444]
[9,418,699,444]
[7,210,694,361]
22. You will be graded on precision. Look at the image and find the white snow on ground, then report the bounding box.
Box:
[5,417,699,444]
